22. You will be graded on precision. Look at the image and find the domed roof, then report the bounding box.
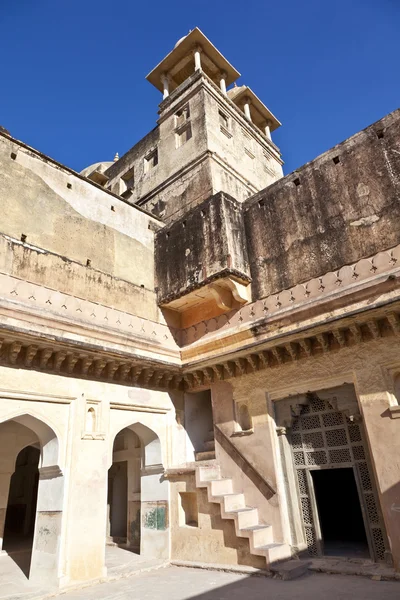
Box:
[80,161,113,178]
[174,34,187,49]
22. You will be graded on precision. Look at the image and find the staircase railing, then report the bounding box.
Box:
[214,424,276,499]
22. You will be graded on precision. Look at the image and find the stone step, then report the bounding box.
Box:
[203,440,215,451]
[225,506,259,528]
[204,429,215,442]
[195,450,216,462]
[240,524,273,547]
[210,478,233,496]
[253,542,291,564]
[196,464,221,485]
[222,492,246,512]
[270,560,311,580]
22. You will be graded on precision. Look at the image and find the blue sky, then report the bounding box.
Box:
[0,0,398,175]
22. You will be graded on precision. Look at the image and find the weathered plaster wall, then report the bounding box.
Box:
[106,76,211,224]
[216,335,400,569]
[169,472,265,568]
[155,192,250,304]
[0,366,178,586]
[210,381,285,544]
[105,73,283,225]
[244,108,400,299]
[0,134,160,320]
[204,80,283,200]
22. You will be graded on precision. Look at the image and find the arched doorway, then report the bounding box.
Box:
[277,388,388,562]
[107,422,168,560]
[3,446,40,565]
[0,414,63,585]
[108,428,141,551]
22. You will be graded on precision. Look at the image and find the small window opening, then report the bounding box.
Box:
[376,130,384,139]
[179,492,198,527]
[293,177,301,187]
[175,104,190,128]
[86,259,91,267]
[121,165,135,188]
[86,407,96,432]
[144,149,158,173]
[67,182,72,189]
[333,156,340,165]
[10,152,17,160]
[182,221,187,228]
[219,110,229,129]
[258,199,265,208]
[21,234,27,243]
[111,205,115,212]
[175,124,192,148]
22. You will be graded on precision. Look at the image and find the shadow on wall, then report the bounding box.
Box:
[383,480,400,571]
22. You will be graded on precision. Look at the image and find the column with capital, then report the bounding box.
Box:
[243,97,252,121]
[193,45,202,71]
[219,71,227,95]
[161,73,170,100]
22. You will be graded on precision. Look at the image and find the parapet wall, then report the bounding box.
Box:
[155,192,251,305]
[0,132,162,320]
[244,108,400,299]
[154,109,400,310]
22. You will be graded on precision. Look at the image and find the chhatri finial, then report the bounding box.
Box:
[113,152,119,162]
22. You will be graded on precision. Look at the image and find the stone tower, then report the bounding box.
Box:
[102,28,283,223]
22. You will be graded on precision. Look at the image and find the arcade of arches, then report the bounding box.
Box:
[0,357,399,593]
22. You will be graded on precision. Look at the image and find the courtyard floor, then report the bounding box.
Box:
[52,566,400,600]
[1,547,399,600]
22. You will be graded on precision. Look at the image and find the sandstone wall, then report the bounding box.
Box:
[0,133,161,320]
[244,109,400,299]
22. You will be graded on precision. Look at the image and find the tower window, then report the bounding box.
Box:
[144,149,158,173]
[121,165,135,187]
[219,110,232,138]
[175,104,190,128]
[175,124,192,148]
[219,111,229,129]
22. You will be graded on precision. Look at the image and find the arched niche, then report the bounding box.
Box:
[108,420,169,560]
[0,413,63,585]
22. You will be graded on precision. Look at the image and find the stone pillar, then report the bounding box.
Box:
[140,466,169,559]
[243,98,252,122]
[30,467,64,586]
[220,71,227,95]
[276,427,305,549]
[355,365,400,570]
[62,438,108,585]
[161,73,170,100]
[193,46,202,71]
[264,121,272,140]
[0,472,12,551]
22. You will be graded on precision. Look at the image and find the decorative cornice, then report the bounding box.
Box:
[181,244,400,347]
[0,246,400,392]
[181,308,400,390]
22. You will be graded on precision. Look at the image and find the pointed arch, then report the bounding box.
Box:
[0,412,60,469]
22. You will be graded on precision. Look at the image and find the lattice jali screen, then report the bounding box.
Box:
[290,395,387,561]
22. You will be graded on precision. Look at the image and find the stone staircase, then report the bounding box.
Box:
[194,429,216,461]
[195,462,299,570]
